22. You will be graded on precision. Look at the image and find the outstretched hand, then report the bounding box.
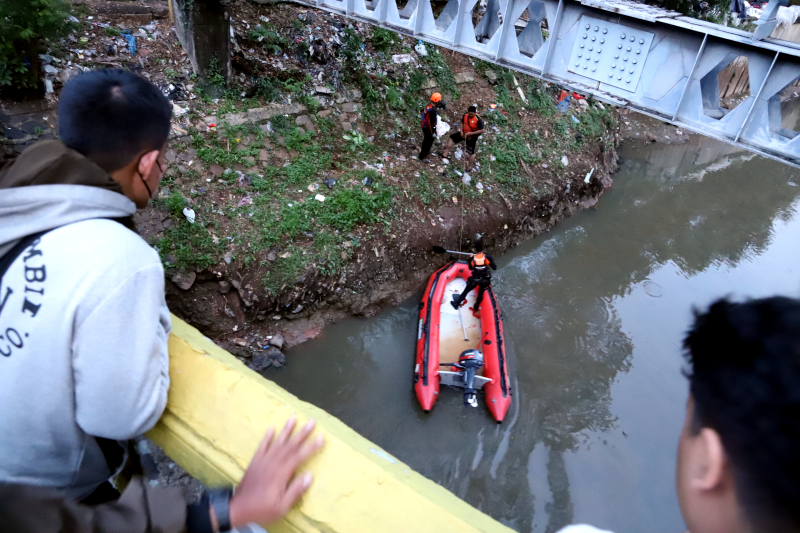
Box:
[227,416,324,528]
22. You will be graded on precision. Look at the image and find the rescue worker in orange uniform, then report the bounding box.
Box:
[419,92,445,162]
[451,242,498,312]
[441,105,485,172]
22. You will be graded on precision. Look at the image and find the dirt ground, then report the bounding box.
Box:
[1,0,621,364]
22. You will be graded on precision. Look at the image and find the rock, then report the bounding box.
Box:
[221,112,248,126]
[244,156,256,166]
[341,121,353,131]
[341,102,358,113]
[58,66,82,85]
[247,103,307,123]
[485,70,498,84]
[171,271,196,290]
[178,148,196,162]
[265,346,286,366]
[248,352,273,371]
[269,332,284,349]
[315,85,333,95]
[218,280,231,294]
[266,250,277,262]
[295,114,312,126]
[259,149,270,162]
[233,338,249,347]
[454,71,476,84]
[165,149,177,162]
[210,164,224,177]
[223,251,233,264]
[318,109,332,118]
[347,89,363,101]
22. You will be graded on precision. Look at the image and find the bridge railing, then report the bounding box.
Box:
[293,0,800,168]
[146,316,514,533]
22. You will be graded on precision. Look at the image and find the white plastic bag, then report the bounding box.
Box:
[435,121,450,138]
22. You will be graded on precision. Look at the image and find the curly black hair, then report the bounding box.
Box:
[683,296,800,531]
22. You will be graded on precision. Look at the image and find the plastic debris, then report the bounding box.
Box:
[454,148,463,160]
[571,115,580,123]
[435,121,450,138]
[442,158,449,165]
[561,155,569,166]
[584,168,595,183]
[314,194,326,202]
[392,53,414,64]
[182,207,196,224]
[363,176,373,186]
[323,178,337,189]
[462,173,471,186]
[121,32,136,55]
[172,103,188,116]
[414,41,428,56]
[476,182,484,191]
[237,196,253,207]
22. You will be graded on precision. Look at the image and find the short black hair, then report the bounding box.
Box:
[468,105,477,113]
[474,241,484,253]
[683,296,800,531]
[58,69,172,172]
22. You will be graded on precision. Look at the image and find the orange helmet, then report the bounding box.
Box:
[430,92,442,103]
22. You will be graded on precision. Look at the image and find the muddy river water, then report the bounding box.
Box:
[270,134,800,532]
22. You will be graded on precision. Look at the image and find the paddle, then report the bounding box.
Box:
[433,246,472,256]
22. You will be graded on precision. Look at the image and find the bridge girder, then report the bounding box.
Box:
[293,0,800,168]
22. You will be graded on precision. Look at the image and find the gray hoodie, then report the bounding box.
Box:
[0,142,171,498]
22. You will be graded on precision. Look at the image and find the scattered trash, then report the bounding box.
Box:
[542,163,549,168]
[414,41,428,56]
[182,207,196,224]
[323,178,337,189]
[121,32,136,55]
[392,53,414,64]
[279,251,291,259]
[596,102,605,111]
[571,115,580,123]
[452,196,458,204]
[435,121,450,138]
[172,103,188,116]
[561,155,569,166]
[476,182,484,191]
[462,172,471,186]
[362,176,373,186]
[442,158,449,165]
[454,169,463,176]
[556,90,571,113]
[307,183,319,192]
[223,252,233,264]
[454,148,463,160]
[237,196,253,207]
[314,194,326,202]
[584,167,595,183]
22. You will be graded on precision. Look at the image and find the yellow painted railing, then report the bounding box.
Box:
[147,316,515,533]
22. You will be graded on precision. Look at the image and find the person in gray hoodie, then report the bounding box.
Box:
[0,69,174,501]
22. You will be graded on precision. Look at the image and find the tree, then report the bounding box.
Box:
[0,0,74,92]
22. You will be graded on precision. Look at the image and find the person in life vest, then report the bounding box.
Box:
[419,92,445,162]
[450,242,498,312]
[441,105,485,172]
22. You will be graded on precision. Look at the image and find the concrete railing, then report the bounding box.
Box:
[147,316,514,533]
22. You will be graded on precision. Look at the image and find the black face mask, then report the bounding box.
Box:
[137,157,163,200]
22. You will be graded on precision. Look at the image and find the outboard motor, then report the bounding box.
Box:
[457,349,484,407]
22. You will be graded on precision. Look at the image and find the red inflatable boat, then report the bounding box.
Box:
[413,260,511,422]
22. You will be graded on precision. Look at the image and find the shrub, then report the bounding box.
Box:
[0,0,74,89]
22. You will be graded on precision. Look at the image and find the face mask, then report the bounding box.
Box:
[137,156,164,200]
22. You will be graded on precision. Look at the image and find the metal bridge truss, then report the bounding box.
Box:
[292,0,800,168]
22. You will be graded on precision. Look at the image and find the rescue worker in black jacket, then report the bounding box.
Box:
[451,243,497,312]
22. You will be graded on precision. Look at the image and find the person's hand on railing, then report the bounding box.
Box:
[218,416,325,530]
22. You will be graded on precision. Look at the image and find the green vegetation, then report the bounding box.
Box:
[104,26,121,37]
[0,0,74,88]
[248,24,288,54]
[155,193,223,269]
[371,27,400,52]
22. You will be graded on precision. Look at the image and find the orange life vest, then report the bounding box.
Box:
[472,252,488,270]
[463,114,481,134]
[421,103,436,129]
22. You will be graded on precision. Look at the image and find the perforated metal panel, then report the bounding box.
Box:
[568,16,654,92]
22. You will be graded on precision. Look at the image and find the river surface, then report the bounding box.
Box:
[270,134,800,533]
